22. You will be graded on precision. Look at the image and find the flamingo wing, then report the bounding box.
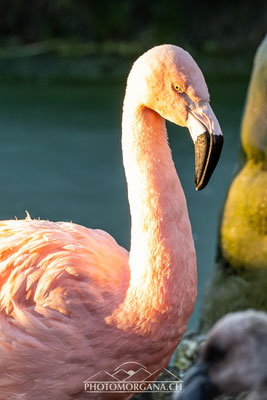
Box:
[0,218,129,317]
[0,218,129,399]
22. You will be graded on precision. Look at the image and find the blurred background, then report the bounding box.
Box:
[0,0,266,329]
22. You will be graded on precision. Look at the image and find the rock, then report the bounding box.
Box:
[221,35,267,270]
[200,35,267,331]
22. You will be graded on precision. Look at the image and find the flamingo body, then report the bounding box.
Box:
[0,217,191,399]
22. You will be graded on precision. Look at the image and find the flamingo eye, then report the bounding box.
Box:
[173,84,183,93]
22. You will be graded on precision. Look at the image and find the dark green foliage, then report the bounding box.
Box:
[0,0,266,54]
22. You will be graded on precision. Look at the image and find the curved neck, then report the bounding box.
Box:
[119,95,196,328]
[104,91,197,372]
[122,104,184,284]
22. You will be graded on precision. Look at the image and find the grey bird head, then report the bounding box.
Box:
[173,310,267,400]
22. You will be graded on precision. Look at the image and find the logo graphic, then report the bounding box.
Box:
[84,361,182,394]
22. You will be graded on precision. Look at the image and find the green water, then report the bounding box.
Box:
[0,78,248,330]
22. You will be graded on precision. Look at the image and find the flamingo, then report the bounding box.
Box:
[0,45,223,399]
[173,310,267,400]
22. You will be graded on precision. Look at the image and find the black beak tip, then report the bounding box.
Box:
[194,133,224,191]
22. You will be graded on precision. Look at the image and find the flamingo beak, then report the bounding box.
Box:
[187,103,223,190]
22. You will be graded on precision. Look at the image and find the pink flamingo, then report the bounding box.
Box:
[0,45,223,399]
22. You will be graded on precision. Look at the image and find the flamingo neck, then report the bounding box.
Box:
[107,96,197,337]
[122,103,184,289]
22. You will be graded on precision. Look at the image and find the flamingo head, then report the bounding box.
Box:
[127,44,223,190]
